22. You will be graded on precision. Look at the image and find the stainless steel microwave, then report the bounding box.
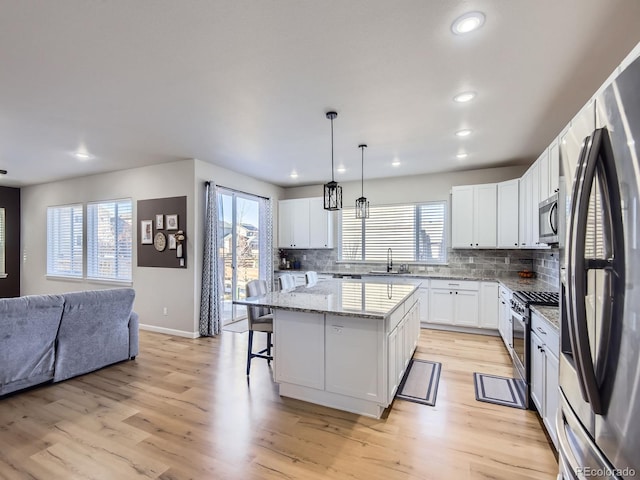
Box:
[538,193,558,244]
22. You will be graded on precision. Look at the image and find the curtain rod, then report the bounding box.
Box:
[204,181,270,201]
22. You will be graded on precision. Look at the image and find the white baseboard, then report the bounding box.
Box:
[139,323,200,339]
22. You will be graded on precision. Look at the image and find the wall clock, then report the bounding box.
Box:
[154,232,167,252]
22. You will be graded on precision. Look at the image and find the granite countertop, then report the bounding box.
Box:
[275,269,498,282]
[531,305,560,331]
[234,278,418,319]
[496,276,558,293]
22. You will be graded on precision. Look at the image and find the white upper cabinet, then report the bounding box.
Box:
[278,198,333,249]
[451,183,497,249]
[538,142,559,201]
[538,148,550,202]
[548,139,560,196]
[308,197,334,248]
[497,179,520,248]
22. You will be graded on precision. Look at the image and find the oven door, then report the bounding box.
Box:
[511,307,529,408]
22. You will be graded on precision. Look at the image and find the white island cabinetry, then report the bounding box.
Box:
[241,280,420,418]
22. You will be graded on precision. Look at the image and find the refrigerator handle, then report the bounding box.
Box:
[570,127,625,415]
[570,128,603,413]
[592,127,625,392]
[566,134,592,404]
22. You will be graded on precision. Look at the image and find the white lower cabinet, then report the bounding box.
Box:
[387,299,420,400]
[498,286,512,353]
[274,311,325,390]
[530,310,560,449]
[428,280,479,327]
[479,282,499,329]
[326,314,384,402]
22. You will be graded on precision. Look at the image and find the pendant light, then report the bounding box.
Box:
[355,144,369,218]
[323,111,342,210]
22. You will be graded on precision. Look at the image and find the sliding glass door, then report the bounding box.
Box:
[218,188,265,325]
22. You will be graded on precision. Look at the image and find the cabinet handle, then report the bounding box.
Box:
[470,243,473,246]
[450,291,453,295]
[476,243,479,246]
[536,327,547,335]
[455,291,458,295]
[514,243,518,246]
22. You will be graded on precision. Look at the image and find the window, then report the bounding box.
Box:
[0,208,5,276]
[340,201,447,264]
[87,199,133,282]
[47,204,84,278]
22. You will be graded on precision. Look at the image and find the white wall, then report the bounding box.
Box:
[21,158,284,338]
[283,165,527,204]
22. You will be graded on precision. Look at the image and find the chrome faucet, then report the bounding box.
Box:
[387,248,393,273]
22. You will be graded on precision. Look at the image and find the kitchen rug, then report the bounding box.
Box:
[473,373,525,409]
[222,319,248,333]
[396,359,442,406]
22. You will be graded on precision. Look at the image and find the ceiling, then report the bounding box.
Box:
[1,1,640,188]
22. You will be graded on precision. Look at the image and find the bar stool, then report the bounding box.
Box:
[246,279,273,376]
[278,273,296,291]
[305,271,318,287]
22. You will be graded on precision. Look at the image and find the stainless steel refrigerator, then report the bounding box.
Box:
[558,53,640,479]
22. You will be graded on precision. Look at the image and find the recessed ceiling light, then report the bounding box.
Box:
[74,151,93,160]
[456,153,468,159]
[337,166,346,173]
[290,171,298,179]
[453,91,476,103]
[392,159,401,167]
[456,129,472,137]
[451,11,485,35]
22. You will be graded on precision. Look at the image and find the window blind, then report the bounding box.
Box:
[87,199,132,281]
[0,208,5,275]
[340,201,447,264]
[47,204,83,278]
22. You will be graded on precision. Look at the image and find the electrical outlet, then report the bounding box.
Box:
[505,257,510,264]
[344,264,351,269]
[303,255,307,260]
[427,266,434,272]
[163,307,168,316]
[418,266,425,271]
[469,257,474,263]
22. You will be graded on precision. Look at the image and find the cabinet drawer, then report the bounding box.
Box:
[499,286,511,300]
[531,312,559,357]
[430,279,479,291]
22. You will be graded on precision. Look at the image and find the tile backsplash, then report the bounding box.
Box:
[276,247,560,285]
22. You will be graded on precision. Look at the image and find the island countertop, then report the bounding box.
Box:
[234,278,418,319]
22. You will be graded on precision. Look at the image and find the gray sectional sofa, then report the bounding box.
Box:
[0,288,138,396]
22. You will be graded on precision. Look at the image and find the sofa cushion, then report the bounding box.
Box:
[54,288,135,382]
[0,294,65,395]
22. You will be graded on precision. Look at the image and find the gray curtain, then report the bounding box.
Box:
[199,181,222,336]
[259,197,274,291]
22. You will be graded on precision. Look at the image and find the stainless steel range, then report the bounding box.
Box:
[511,290,559,408]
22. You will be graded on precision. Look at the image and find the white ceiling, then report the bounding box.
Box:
[1,0,640,188]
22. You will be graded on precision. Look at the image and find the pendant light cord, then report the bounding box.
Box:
[361,146,364,196]
[331,117,335,182]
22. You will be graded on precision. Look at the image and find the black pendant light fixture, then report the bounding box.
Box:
[323,111,342,210]
[355,144,369,218]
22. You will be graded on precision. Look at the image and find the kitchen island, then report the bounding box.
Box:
[235,279,421,418]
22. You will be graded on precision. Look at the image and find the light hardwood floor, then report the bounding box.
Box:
[0,328,558,479]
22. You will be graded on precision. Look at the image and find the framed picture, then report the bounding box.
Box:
[141,220,153,244]
[155,214,164,230]
[168,234,177,250]
[166,214,178,230]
